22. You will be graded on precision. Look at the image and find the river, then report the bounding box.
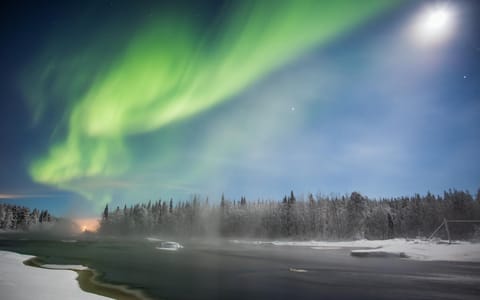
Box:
[0,236,479,300]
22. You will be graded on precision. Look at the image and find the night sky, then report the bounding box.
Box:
[0,0,479,217]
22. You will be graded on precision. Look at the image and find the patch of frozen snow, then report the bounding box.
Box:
[42,264,89,271]
[231,239,391,248]
[230,238,480,262]
[0,251,108,299]
[350,239,480,262]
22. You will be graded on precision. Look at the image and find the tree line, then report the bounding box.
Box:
[99,189,480,240]
[0,203,54,231]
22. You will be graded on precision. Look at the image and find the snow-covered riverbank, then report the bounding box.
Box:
[0,251,108,300]
[230,238,480,262]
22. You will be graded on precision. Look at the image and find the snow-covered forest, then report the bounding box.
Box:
[0,204,54,231]
[99,189,480,240]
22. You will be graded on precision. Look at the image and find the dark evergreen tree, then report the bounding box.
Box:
[103,204,109,221]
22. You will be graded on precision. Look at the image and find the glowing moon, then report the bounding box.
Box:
[412,4,456,45]
[424,8,451,31]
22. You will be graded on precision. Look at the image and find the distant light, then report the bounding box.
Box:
[291,107,295,111]
[74,218,99,232]
[412,4,456,45]
[463,75,467,79]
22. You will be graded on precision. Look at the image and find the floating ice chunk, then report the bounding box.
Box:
[154,241,184,251]
[351,249,407,258]
[289,268,308,273]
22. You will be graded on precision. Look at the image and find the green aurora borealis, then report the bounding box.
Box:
[24,1,398,206]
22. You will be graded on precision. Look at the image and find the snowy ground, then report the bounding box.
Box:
[230,238,480,262]
[0,251,109,300]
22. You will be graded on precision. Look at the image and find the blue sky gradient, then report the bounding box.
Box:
[0,0,479,216]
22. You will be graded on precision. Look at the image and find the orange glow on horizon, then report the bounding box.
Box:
[74,218,100,232]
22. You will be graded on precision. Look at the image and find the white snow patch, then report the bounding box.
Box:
[350,239,480,261]
[230,239,480,262]
[0,251,108,299]
[42,264,89,271]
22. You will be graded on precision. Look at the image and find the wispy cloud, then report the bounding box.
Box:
[0,193,61,199]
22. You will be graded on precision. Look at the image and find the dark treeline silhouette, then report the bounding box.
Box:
[99,189,480,240]
[0,203,54,231]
